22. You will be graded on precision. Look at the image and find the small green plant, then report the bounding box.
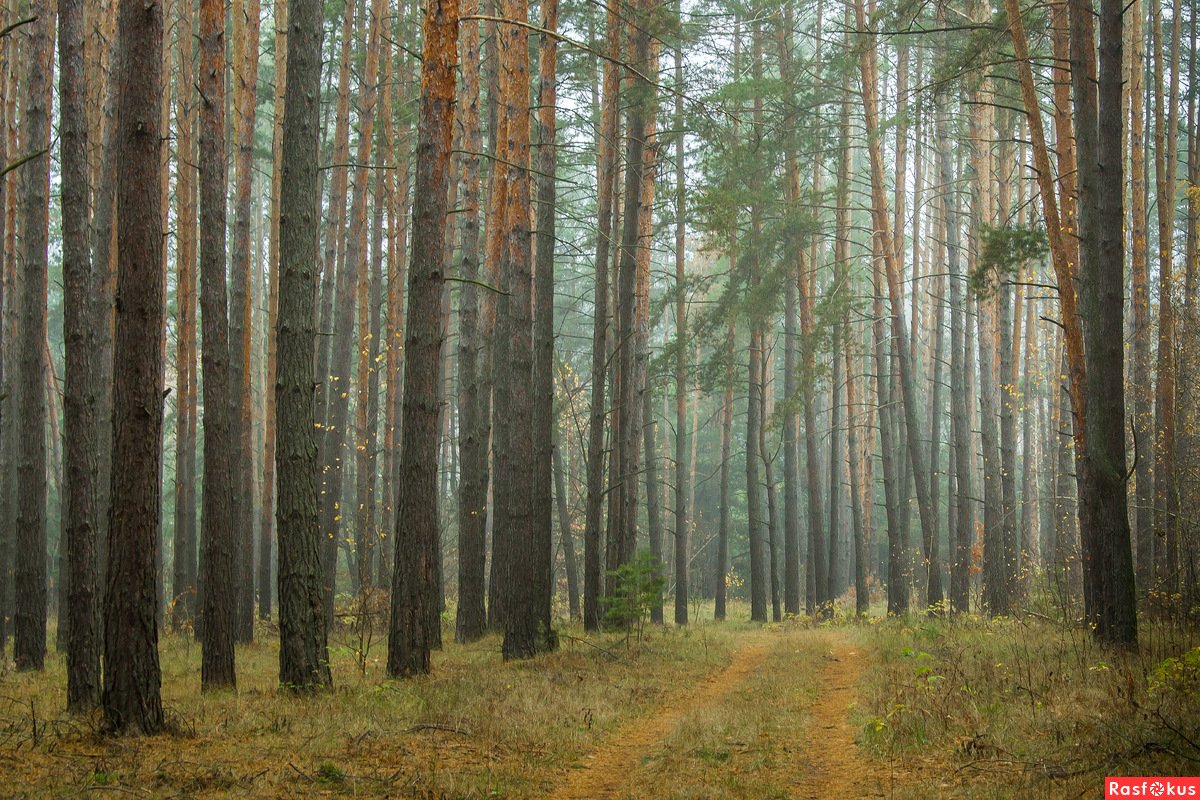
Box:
[90,770,118,787]
[602,548,666,644]
[316,762,345,784]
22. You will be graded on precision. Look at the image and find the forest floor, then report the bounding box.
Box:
[0,604,1198,798]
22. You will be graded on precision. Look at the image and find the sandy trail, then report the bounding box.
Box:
[783,635,890,798]
[552,635,771,800]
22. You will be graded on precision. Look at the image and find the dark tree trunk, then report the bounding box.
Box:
[387,0,458,677]
[276,0,332,693]
[103,0,165,730]
[61,0,101,706]
[582,0,620,631]
[553,442,581,619]
[13,0,53,673]
[171,0,199,630]
[672,19,689,627]
[198,0,237,690]
[1073,0,1138,646]
[229,0,262,644]
[714,323,734,621]
[532,0,560,633]
[454,2,487,644]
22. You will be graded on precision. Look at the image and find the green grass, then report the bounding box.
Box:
[853,614,1200,799]
[3,601,1196,799]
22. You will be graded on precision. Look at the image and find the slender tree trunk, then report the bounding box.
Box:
[1152,0,1181,593]
[227,0,262,643]
[199,0,237,689]
[1073,0,1138,645]
[581,0,620,632]
[348,0,386,594]
[103,0,165,729]
[672,12,689,626]
[61,0,101,705]
[317,0,358,620]
[553,441,581,619]
[388,0,459,676]
[715,321,734,621]
[13,0,54,673]
[172,0,199,629]
[530,0,560,640]
[276,0,332,692]
[259,0,287,621]
[0,16,11,655]
[454,2,488,643]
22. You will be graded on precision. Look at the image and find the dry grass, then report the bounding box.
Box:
[853,613,1200,799]
[0,613,739,798]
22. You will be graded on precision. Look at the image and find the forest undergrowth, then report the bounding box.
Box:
[0,600,1197,798]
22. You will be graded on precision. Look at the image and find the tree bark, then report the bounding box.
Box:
[229,0,262,643]
[672,8,689,626]
[259,0,287,621]
[103,0,165,730]
[61,0,101,705]
[172,0,199,630]
[14,0,53,673]
[198,0,237,690]
[276,0,332,692]
[581,0,620,631]
[454,1,487,644]
[387,0,459,677]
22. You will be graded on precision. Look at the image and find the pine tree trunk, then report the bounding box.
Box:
[13,0,53,673]
[317,0,359,620]
[454,2,487,643]
[103,0,165,729]
[61,0,101,705]
[275,0,332,692]
[581,0,619,631]
[172,0,200,629]
[1152,0,1181,594]
[531,0,560,640]
[672,14,689,626]
[387,0,459,676]
[1073,0,1138,645]
[198,0,237,690]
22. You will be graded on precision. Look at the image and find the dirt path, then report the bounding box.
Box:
[552,630,891,800]
[784,635,889,798]
[552,635,772,800]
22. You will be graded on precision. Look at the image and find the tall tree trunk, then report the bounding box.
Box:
[172,0,199,629]
[0,12,11,654]
[103,0,165,729]
[199,0,237,690]
[855,0,937,613]
[275,0,332,692]
[531,0,560,638]
[387,0,459,676]
[1073,0,1138,645]
[349,0,386,593]
[776,7,802,618]
[317,0,358,620]
[581,0,620,631]
[229,0,262,643]
[61,0,101,705]
[260,0,287,621]
[672,11,689,626]
[454,2,487,643]
[553,440,581,619]
[606,0,656,598]
[1127,0,1152,592]
[13,0,54,673]
[1152,0,1181,593]
[714,321,734,621]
